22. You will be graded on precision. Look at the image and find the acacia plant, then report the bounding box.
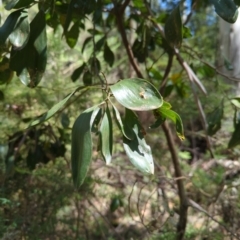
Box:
[1,0,240,239]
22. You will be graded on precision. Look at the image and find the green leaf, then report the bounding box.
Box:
[65,22,79,48]
[71,105,101,188]
[224,57,234,71]
[99,106,113,164]
[182,26,192,39]
[0,9,23,46]
[28,88,80,127]
[71,63,86,82]
[82,36,92,53]
[122,108,154,174]
[61,113,70,128]
[231,97,240,108]
[5,0,34,10]
[104,42,114,67]
[234,0,240,6]
[9,10,29,49]
[110,78,163,111]
[0,57,14,84]
[9,10,47,88]
[210,0,238,23]
[155,101,184,140]
[111,103,132,140]
[0,90,4,101]
[83,70,92,85]
[207,101,224,136]
[228,121,240,148]
[90,57,101,75]
[164,5,182,49]
[95,36,105,52]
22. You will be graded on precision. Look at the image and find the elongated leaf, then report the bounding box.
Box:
[111,103,132,140]
[207,101,224,136]
[82,36,92,53]
[231,97,240,108]
[71,106,101,188]
[71,63,86,82]
[110,78,163,111]
[0,9,23,46]
[0,57,14,84]
[104,42,114,67]
[228,121,240,148]
[5,0,34,10]
[99,106,113,164]
[155,102,184,140]
[29,89,80,127]
[210,0,238,23]
[123,109,154,174]
[65,22,79,48]
[9,10,29,49]
[164,5,182,49]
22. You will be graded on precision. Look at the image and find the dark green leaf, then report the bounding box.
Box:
[122,108,154,174]
[207,101,224,136]
[99,106,113,164]
[61,113,70,128]
[110,197,122,212]
[71,63,86,82]
[224,58,234,71]
[90,57,101,75]
[65,22,79,48]
[9,10,29,49]
[110,78,163,111]
[164,5,182,49]
[5,0,34,10]
[0,9,23,46]
[0,57,14,84]
[0,90,4,101]
[83,70,92,85]
[71,105,101,188]
[149,115,166,129]
[234,0,240,6]
[228,121,240,148]
[210,0,238,23]
[9,10,47,88]
[104,42,114,67]
[82,36,92,53]
[95,36,105,52]
[28,89,79,127]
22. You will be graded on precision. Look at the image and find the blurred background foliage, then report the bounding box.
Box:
[1,0,240,239]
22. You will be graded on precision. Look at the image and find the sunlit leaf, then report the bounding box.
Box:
[99,106,113,164]
[155,101,184,140]
[210,0,238,23]
[9,10,29,49]
[122,108,154,174]
[71,105,101,188]
[110,78,163,111]
[231,97,240,108]
[164,5,182,49]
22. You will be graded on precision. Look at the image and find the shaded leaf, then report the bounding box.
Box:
[104,42,114,67]
[9,10,47,87]
[210,0,238,23]
[122,109,154,174]
[82,36,92,53]
[5,0,34,10]
[71,105,101,188]
[90,57,101,75]
[0,90,4,101]
[164,5,182,49]
[0,57,14,84]
[228,121,240,148]
[99,106,113,164]
[182,26,192,39]
[207,101,224,136]
[111,103,132,140]
[61,113,70,128]
[110,78,163,111]
[65,22,79,48]
[95,36,105,52]
[71,63,86,82]
[83,70,92,85]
